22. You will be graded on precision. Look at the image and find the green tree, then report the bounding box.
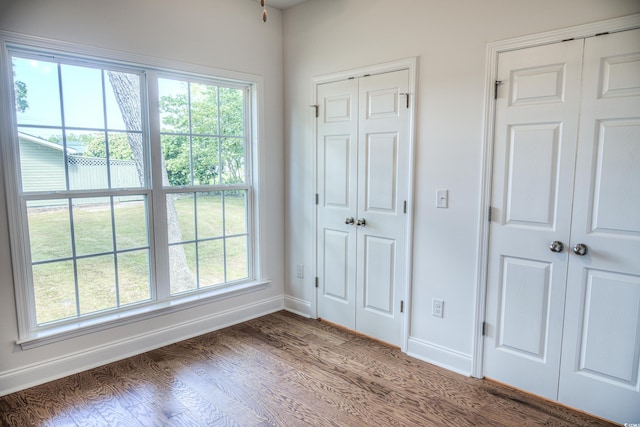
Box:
[14,80,28,113]
[159,84,245,186]
[12,59,29,113]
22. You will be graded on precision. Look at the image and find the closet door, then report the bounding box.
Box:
[558,28,640,423]
[483,39,584,400]
[316,78,359,329]
[316,70,411,346]
[355,70,410,346]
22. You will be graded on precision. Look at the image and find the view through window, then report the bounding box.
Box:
[8,49,253,332]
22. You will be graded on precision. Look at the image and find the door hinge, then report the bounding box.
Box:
[482,321,488,336]
[315,193,319,205]
[487,206,492,222]
[400,300,404,313]
[315,277,319,288]
[494,80,503,100]
[403,200,407,214]
[310,104,319,118]
[400,92,410,109]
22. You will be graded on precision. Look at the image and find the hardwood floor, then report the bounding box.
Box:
[0,311,615,427]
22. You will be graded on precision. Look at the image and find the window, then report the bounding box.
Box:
[3,42,259,342]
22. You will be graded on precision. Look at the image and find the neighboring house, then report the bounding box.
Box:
[18,132,140,204]
[18,132,74,193]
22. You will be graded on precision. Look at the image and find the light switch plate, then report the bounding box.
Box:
[436,189,448,208]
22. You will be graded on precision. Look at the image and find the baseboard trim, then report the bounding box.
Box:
[0,296,283,397]
[283,295,313,318]
[407,337,473,376]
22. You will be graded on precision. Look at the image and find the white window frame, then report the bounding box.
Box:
[0,31,269,349]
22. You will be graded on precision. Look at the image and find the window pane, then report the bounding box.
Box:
[68,131,109,191]
[77,255,116,314]
[169,243,196,294]
[224,191,247,236]
[198,240,224,288]
[197,192,223,239]
[221,137,245,184]
[33,260,76,324]
[159,78,189,134]
[162,135,190,186]
[73,198,114,256]
[219,87,244,136]
[117,250,151,305]
[191,83,218,135]
[105,71,142,131]
[12,57,62,127]
[114,198,148,250]
[27,200,72,262]
[168,193,195,243]
[226,236,248,282]
[19,128,67,193]
[109,132,144,189]
[193,137,219,185]
[61,64,105,129]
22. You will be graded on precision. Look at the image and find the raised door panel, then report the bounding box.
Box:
[323,135,351,207]
[323,230,350,301]
[497,257,552,360]
[362,236,395,315]
[505,123,561,228]
[365,132,397,212]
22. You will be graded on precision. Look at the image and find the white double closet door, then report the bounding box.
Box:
[483,29,640,423]
[316,70,410,347]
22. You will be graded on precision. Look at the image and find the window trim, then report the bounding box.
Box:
[0,31,268,348]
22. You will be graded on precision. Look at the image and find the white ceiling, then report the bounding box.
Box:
[259,0,309,10]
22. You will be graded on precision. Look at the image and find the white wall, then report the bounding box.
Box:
[0,0,285,394]
[282,0,640,373]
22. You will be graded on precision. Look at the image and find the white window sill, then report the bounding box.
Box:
[16,280,270,350]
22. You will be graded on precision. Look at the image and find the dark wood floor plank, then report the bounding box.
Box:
[0,311,617,427]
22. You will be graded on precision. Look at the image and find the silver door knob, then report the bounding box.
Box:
[572,243,588,256]
[345,217,355,225]
[356,218,366,227]
[549,241,564,253]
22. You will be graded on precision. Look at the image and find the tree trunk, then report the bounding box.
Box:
[107,71,194,292]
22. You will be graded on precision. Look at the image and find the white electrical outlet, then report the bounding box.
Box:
[296,264,304,279]
[432,298,444,318]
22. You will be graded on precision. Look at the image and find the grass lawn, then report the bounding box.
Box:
[27,192,248,325]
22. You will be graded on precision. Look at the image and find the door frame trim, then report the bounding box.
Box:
[310,57,418,352]
[473,14,640,378]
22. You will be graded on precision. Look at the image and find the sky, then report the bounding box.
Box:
[12,55,137,139]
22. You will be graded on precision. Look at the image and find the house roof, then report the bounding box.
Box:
[18,131,79,155]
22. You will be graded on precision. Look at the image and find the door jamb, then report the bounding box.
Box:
[472,14,640,378]
[310,57,418,353]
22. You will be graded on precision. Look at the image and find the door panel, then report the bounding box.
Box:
[366,133,397,212]
[505,123,561,227]
[363,236,395,314]
[498,257,551,359]
[590,119,640,234]
[558,28,640,423]
[324,136,351,206]
[483,39,584,400]
[355,70,409,347]
[323,229,350,301]
[317,79,358,329]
